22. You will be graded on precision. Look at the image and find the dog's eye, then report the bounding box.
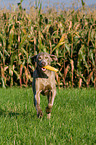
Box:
[38,56,42,60]
[45,57,48,59]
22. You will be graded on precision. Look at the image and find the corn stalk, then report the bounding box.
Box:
[0,0,96,88]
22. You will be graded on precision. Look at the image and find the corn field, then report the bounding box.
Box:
[0,1,96,88]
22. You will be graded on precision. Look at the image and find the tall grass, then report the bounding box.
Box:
[0,0,96,88]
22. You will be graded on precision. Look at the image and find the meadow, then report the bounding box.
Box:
[0,87,96,144]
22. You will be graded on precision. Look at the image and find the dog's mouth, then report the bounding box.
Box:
[38,64,47,72]
[41,67,46,72]
[38,63,47,72]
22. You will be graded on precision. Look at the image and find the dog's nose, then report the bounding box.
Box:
[41,61,46,66]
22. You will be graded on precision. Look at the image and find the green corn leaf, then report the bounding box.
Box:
[4,50,10,57]
[1,77,6,88]
[13,70,20,80]
[0,51,3,58]
[65,43,71,55]
[19,35,28,49]
[52,33,67,52]
[21,47,28,56]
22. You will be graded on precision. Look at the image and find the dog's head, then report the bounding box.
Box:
[31,52,57,72]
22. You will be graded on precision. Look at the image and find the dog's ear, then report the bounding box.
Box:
[30,55,37,64]
[50,54,58,61]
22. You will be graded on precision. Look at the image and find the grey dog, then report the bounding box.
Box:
[32,52,57,118]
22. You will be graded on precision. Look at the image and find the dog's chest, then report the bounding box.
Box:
[40,78,52,90]
[34,70,55,93]
[35,76,54,93]
[39,78,53,95]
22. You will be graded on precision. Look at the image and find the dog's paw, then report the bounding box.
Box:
[46,106,51,114]
[47,113,51,119]
[37,110,43,118]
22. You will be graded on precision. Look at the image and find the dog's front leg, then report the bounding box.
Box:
[46,89,56,117]
[34,91,43,118]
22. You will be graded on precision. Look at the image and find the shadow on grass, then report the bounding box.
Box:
[0,108,35,118]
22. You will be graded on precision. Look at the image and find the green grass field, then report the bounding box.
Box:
[0,87,96,145]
